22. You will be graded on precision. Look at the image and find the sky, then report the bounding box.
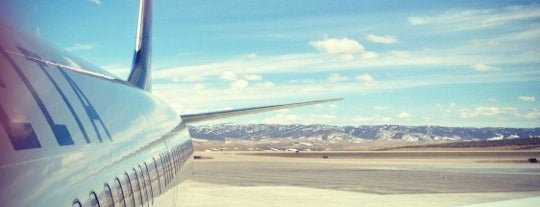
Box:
[2,0,540,128]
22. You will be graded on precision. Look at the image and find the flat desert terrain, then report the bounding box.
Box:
[178,151,540,206]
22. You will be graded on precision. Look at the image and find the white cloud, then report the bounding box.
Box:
[243,74,262,81]
[338,54,354,61]
[220,71,238,81]
[245,53,257,59]
[254,81,276,88]
[460,106,540,120]
[151,67,206,82]
[153,47,537,86]
[356,74,378,87]
[460,107,520,118]
[501,26,540,42]
[408,5,540,31]
[152,56,538,113]
[151,33,539,108]
[471,63,497,72]
[327,73,349,83]
[65,43,93,52]
[373,105,390,110]
[290,79,316,84]
[152,79,345,116]
[524,108,540,119]
[102,64,130,79]
[310,37,365,54]
[219,72,263,90]
[262,114,301,124]
[407,17,427,25]
[518,96,536,102]
[475,26,540,46]
[389,50,412,58]
[366,34,398,44]
[308,37,381,61]
[260,113,338,125]
[88,0,102,5]
[361,51,379,59]
[181,75,206,82]
[194,83,206,90]
[230,79,249,90]
[436,102,459,115]
[354,115,393,123]
[397,111,412,119]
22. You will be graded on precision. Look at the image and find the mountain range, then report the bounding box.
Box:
[188,124,540,142]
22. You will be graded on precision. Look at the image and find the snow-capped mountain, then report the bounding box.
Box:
[188,124,540,141]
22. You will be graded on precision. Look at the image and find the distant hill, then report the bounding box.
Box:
[188,124,540,141]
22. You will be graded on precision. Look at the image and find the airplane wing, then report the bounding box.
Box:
[181,98,343,124]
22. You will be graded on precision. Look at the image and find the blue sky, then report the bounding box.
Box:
[3,0,540,127]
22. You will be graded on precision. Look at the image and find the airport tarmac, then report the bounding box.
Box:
[179,151,540,206]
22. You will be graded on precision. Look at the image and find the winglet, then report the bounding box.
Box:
[128,0,152,92]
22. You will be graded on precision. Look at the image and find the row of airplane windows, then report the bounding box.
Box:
[72,142,193,207]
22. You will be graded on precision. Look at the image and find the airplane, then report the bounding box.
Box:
[0,0,341,206]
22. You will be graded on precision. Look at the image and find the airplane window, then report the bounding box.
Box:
[144,162,154,204]
[72,199,82,207]
[124,173,136,207]
[170,149,176,174]
[172,147,178,174]
[160,154,168,186]
[172,149,177,176]
[114,177,126,207]
[165,151,172,179]
[138,165,150,206]
[178,146,184,167]
[179,146,185,166]
[174,148,179,173]
[132,169,143,207]
[152,157,162,195]
[170,152,175,179]
[104,183,115,207]
[164,152,171,185]
[166,152,173,181]
[179,146,184,167]
[173,148,178,175]
[89,191,100,207]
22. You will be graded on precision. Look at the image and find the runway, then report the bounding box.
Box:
[178,151,540,206]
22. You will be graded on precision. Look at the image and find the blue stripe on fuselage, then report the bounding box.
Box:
[1,46,74,147]
[16,46,91,144]
[58,66,112,142]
